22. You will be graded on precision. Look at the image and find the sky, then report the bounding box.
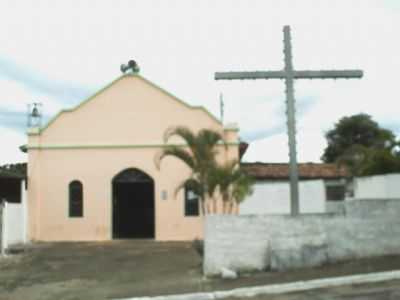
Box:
[0,0,399,165]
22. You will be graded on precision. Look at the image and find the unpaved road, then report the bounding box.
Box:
[0,241,204,300]
[2,241,400,300]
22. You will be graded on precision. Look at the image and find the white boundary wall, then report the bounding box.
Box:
[204,199,400,275]
[1,180,28,254]
[354,173,400,199]
[240,179,325,214]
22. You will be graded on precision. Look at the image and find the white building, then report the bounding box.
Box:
[353,173,400,199]
[240,162,349,214]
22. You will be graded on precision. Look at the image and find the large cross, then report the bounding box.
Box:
[215,26,363,216]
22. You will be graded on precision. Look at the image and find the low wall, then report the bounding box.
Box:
[204,199,400,275]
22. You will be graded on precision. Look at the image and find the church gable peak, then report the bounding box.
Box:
[34,73,222,135]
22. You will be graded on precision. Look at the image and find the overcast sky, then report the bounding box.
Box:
[0,0,399,164]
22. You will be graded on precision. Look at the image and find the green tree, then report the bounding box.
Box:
[362,148,400,175]
[334,144,367,176]
[323,114,400,176]
[322,113,396,163]
[156,126,225,215]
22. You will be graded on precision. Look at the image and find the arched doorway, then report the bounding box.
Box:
[112,168,155,239]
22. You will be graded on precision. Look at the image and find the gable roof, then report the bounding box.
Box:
[36,74,221,134]
[241,162,349,180]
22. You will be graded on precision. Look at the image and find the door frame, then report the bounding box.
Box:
[111,168,155,239]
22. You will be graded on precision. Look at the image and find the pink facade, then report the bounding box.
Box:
[27,74,239,241]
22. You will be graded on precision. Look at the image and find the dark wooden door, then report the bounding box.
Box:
[112,169,155,239]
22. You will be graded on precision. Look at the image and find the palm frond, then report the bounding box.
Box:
[207,160,253,207]
[207,166,220,198]
[164,126,197,147]
[156,126,238,215]
[232,174,254,204]
[156,146,195,170]
[196,129,225,163]
[198,129,224,147]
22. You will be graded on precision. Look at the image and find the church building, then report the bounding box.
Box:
[26,68,239,241]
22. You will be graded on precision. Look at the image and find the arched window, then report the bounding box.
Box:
[69,180,83,217]
[184,182,199,217]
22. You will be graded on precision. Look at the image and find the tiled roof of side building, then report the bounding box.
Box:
[241,162,349,180]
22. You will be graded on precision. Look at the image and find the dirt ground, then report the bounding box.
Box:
[2,241,400,300]
[0,241,205,300]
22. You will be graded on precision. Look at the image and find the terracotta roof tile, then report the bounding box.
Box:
[241,162,349,180]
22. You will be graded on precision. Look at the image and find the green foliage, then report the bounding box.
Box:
[232,172,254,205]
[335,144,370,177]
[361,148,400,176]
[322,113,395,163]
[156,126,253,214]
[156,126,224,214]
[209,160,254,213]
[323,114,400,176]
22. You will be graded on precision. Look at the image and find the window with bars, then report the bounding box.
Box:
[69,180,83,217]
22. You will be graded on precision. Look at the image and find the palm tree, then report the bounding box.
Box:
[230,171,254,213]
[209,160,254,213]
[156,126,225,215]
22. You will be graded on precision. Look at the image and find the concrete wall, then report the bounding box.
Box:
[1,180,28,252]
[325,201,345,214]
[4,202,25,246]
[345,198,400,218]
[240,180,325,215]
[354,174,400,199]
[204,199,400,275]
